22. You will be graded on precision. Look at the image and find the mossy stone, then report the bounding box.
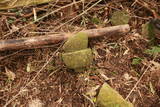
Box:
[97,83,133,107]
[142,21,155,44]
[110,11,130,25]
[63,32,88,52]
[142,18,160,44]
[62,49,92,69]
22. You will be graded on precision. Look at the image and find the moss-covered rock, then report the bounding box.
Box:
[142,21,155,44]
[142,19,160,44]
[97,83,133,107]
[110,11,130,25]
[62,49,92,69]
[62,32,92,71]
[63,32,88,52]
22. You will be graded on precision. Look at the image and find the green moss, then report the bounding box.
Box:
[142,22,155,44]
[91,17,102,25]
[132,57,143,65]
[63,32,88,52]
[62,49,93,69]
[110,11,130,25]
[145,46,160,55]
[97,83,133,107]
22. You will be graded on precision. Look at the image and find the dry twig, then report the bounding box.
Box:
[135,0,160,19]
[0,24,130,51]
[125,55,158,100]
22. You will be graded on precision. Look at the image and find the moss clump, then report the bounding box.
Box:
[142,21,155,44]
[145,46,160,55]
[63,32,88,52]
[97,83,133,107]
[110,11,130,25]
[62,49,93,69]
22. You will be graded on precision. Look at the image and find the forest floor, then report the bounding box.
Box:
[0,0,160,107]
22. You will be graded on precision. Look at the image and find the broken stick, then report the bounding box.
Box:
[0,24,130,51]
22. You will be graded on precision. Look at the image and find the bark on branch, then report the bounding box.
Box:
[0,24,130,51]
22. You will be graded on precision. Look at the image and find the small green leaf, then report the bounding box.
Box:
[91,17,102,25]
[8,18,15,24]
[132,57,143,65]
[22,18,27,22]
[145,46,160,55]
[9,9,19,12]
[15,10,22,16]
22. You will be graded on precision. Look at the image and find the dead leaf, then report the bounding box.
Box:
[28,99,43,107]
[149,82,155,94]
[5,67,16,81]
[11,25,19,32]
[86,85,100,97]
[150,61,160,71]
[123,73,132,80]
[26,63,34,72]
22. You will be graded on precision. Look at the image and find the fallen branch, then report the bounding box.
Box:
[0,24,130,51]
[136,0,160,19]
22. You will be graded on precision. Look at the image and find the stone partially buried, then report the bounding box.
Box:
[97,83,133,107]
[62,49,93,69]
[63,32,88,52]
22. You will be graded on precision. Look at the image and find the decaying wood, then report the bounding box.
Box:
[0,24,130,51]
